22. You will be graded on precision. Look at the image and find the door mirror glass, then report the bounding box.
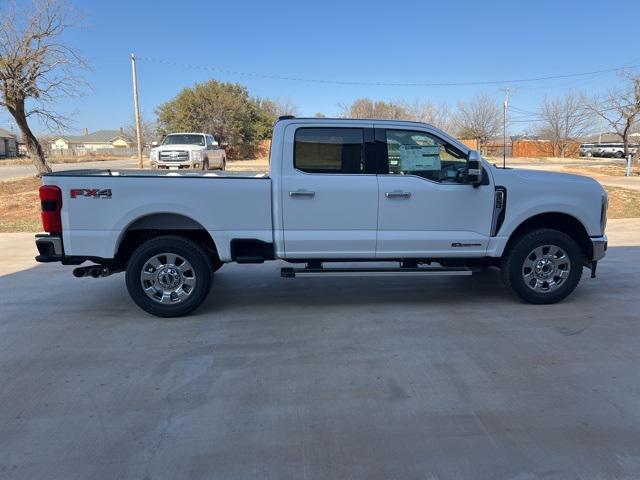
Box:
[464,150,484,187]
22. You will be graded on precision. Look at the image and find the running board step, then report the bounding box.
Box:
[281,267,472,278]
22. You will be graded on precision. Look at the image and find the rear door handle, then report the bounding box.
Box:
[385,190,412,199]
[289,190,316,198]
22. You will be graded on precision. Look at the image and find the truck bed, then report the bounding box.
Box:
[42,169,273,261]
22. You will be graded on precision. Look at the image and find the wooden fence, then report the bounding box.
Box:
[512,140,580,158]
[461,139,581,158]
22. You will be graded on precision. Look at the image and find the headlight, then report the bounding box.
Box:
[191,150,201,161]
[150,150,158,161]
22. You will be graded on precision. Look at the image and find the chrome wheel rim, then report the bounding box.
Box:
[140,253,196,304]
[522,244,571,293]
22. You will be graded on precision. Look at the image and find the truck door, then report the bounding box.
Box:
[207,135,223,167]
[375,127,495,258]
[280,123,378,258]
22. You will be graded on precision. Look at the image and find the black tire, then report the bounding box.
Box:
[219,156,226,171]
[125,235,212,317]
[615,151,624,159]
[501,229,583,304]
[211,258,224,273]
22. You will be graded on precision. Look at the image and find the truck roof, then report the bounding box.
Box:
[274,117,469,153]
[164,132,208,135]
[276,116,438,128]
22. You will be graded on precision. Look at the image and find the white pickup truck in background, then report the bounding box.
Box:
[150,132,226,170]
[35,117,608,317]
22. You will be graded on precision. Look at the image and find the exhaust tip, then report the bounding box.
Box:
[89,267,103,278]
[73,267,87,278]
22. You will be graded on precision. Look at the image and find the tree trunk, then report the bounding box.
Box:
[8,102,51,176]
[622,123,638,168]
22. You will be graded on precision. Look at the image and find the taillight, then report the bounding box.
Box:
[39,185,62,233]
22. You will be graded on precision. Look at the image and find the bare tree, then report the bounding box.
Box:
[0,0,86,176]
[339,98,408,119]
[271,97,300,117]
[537,92,593,158]
[454,94,501,153]
[585,71,640,162]
[400,99,453,132]
[125,114,157,150]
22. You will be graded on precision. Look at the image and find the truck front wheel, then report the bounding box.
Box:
[501,229,583,304]
[125,235,212,317]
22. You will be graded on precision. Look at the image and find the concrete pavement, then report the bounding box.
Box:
[0,158,270,181]
[1,219,640,479]
[0,159,139,181]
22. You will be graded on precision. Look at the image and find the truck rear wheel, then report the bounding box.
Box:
[125,235,212,317]
[501,229,583,304]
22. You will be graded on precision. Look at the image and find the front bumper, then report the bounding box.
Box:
[590,236,608,261]
[151,161,199,169]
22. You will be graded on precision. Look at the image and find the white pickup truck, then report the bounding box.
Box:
[35,117,608,317]
[150,132,226,170]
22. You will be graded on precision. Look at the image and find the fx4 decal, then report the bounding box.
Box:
[70,188,112,199]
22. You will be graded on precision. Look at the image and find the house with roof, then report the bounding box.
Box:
[50,128,132,151]
[0,128,18,158]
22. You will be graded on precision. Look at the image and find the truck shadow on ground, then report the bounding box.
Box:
[1,246,638,321]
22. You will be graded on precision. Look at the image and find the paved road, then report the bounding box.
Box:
[1,219,639,479]
[510,161,640,191]
[0,159,139,181]
[0,158,269,181]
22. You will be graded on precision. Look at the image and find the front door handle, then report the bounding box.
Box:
[385,190,412,199]
[289,190,316,198]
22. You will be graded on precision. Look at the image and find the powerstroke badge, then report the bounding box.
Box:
[70,189,112,199]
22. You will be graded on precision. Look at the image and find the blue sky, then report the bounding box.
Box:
[6,0,640,135]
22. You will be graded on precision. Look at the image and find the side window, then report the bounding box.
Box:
[294,128,364,174]
[384,129,467,182]
[206,136,213,148]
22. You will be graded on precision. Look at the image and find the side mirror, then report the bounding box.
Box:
[151,141,158,147]
[464,150,484,187]
[211,141,219,147]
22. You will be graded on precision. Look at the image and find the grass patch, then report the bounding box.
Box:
[0,177,42,232]
[562,164,640,177]
[605,186,640,219]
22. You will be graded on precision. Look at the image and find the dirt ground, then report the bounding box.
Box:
[0,177,41,232]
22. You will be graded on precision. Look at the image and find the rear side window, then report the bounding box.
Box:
[294,128,364,174]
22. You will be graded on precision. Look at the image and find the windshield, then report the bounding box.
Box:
[162,134,205,146]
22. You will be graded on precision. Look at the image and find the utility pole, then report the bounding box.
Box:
[502,88,511,169]
[131,53,143,169]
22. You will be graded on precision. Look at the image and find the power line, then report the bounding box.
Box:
[137,56,640,88]
[506,98,638,124]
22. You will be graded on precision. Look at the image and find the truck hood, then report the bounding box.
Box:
[152,144,203,152]
[490,166,604,192]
